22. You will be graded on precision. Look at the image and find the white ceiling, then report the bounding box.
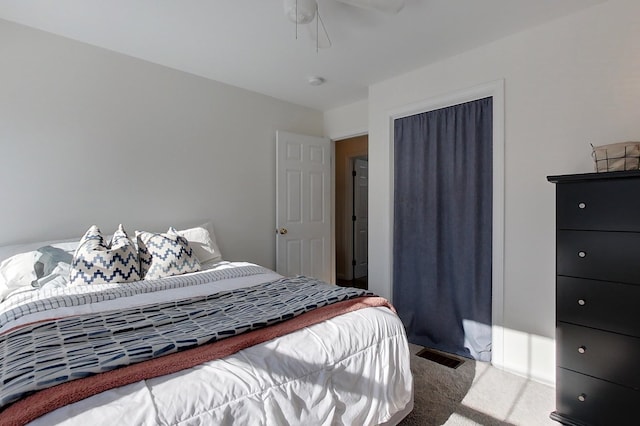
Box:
[0,0,606,111]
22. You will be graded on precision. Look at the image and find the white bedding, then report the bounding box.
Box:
[0,261,413,425]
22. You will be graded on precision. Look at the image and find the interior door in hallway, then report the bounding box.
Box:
[353,158,368,279]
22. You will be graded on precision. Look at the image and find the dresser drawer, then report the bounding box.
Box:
[557,322,640,390]
[557,276,640,336]
[557,179,640,232]
[557,230,640,284]
[556,367,640,426]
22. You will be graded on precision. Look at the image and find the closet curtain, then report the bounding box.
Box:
[393,97,493,361]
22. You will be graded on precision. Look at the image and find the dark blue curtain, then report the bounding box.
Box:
[393,97,493,361]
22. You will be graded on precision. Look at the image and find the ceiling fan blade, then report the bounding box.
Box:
[334,0,404,14]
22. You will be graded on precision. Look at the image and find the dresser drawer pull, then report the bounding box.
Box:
[578,393,586,402]
[577,299,586,306]
[578,202,586,209]
[578,251,586,258]
[578,346,586,354]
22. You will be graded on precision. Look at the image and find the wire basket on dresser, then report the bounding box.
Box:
[591,141,640,172]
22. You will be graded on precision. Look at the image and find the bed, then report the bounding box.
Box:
[0,225,413,425]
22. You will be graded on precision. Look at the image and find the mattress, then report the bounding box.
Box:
[0,261,413,425]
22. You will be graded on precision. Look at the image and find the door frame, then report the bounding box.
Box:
[387,79,505,369]
[332,133,369,283]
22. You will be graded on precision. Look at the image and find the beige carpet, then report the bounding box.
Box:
[398,344,556,426]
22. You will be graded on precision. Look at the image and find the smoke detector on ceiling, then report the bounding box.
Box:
[308,76,326,86]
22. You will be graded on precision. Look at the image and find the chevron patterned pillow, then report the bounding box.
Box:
[137,227,201,280]
[70,225,141,285]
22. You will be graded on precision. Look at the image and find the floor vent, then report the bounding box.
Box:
[415,348,464,369]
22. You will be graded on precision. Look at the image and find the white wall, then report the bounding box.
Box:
[323,99,368,140]
[0,19,323,269]
[326,0,640,383]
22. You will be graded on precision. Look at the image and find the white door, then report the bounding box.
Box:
[353,158,368,278]
[276,131,331,282]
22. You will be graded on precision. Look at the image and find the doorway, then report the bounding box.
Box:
[385,79,505,367]
[393,97,493,361]
[335,135,368,290]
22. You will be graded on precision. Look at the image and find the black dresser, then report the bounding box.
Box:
[547,171,640,426]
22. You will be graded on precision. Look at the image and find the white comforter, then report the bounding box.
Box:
[6,262,413,426]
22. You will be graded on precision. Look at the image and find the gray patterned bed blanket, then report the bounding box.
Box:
[0,273,372,410]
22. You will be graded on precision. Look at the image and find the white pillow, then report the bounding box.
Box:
[0,245,75,301]
[0,238,79,264]
[0,251,39,301]
[176,222,223,264]
[137,227,201,280]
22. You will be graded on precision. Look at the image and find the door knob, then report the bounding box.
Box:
[278,228,288,235]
